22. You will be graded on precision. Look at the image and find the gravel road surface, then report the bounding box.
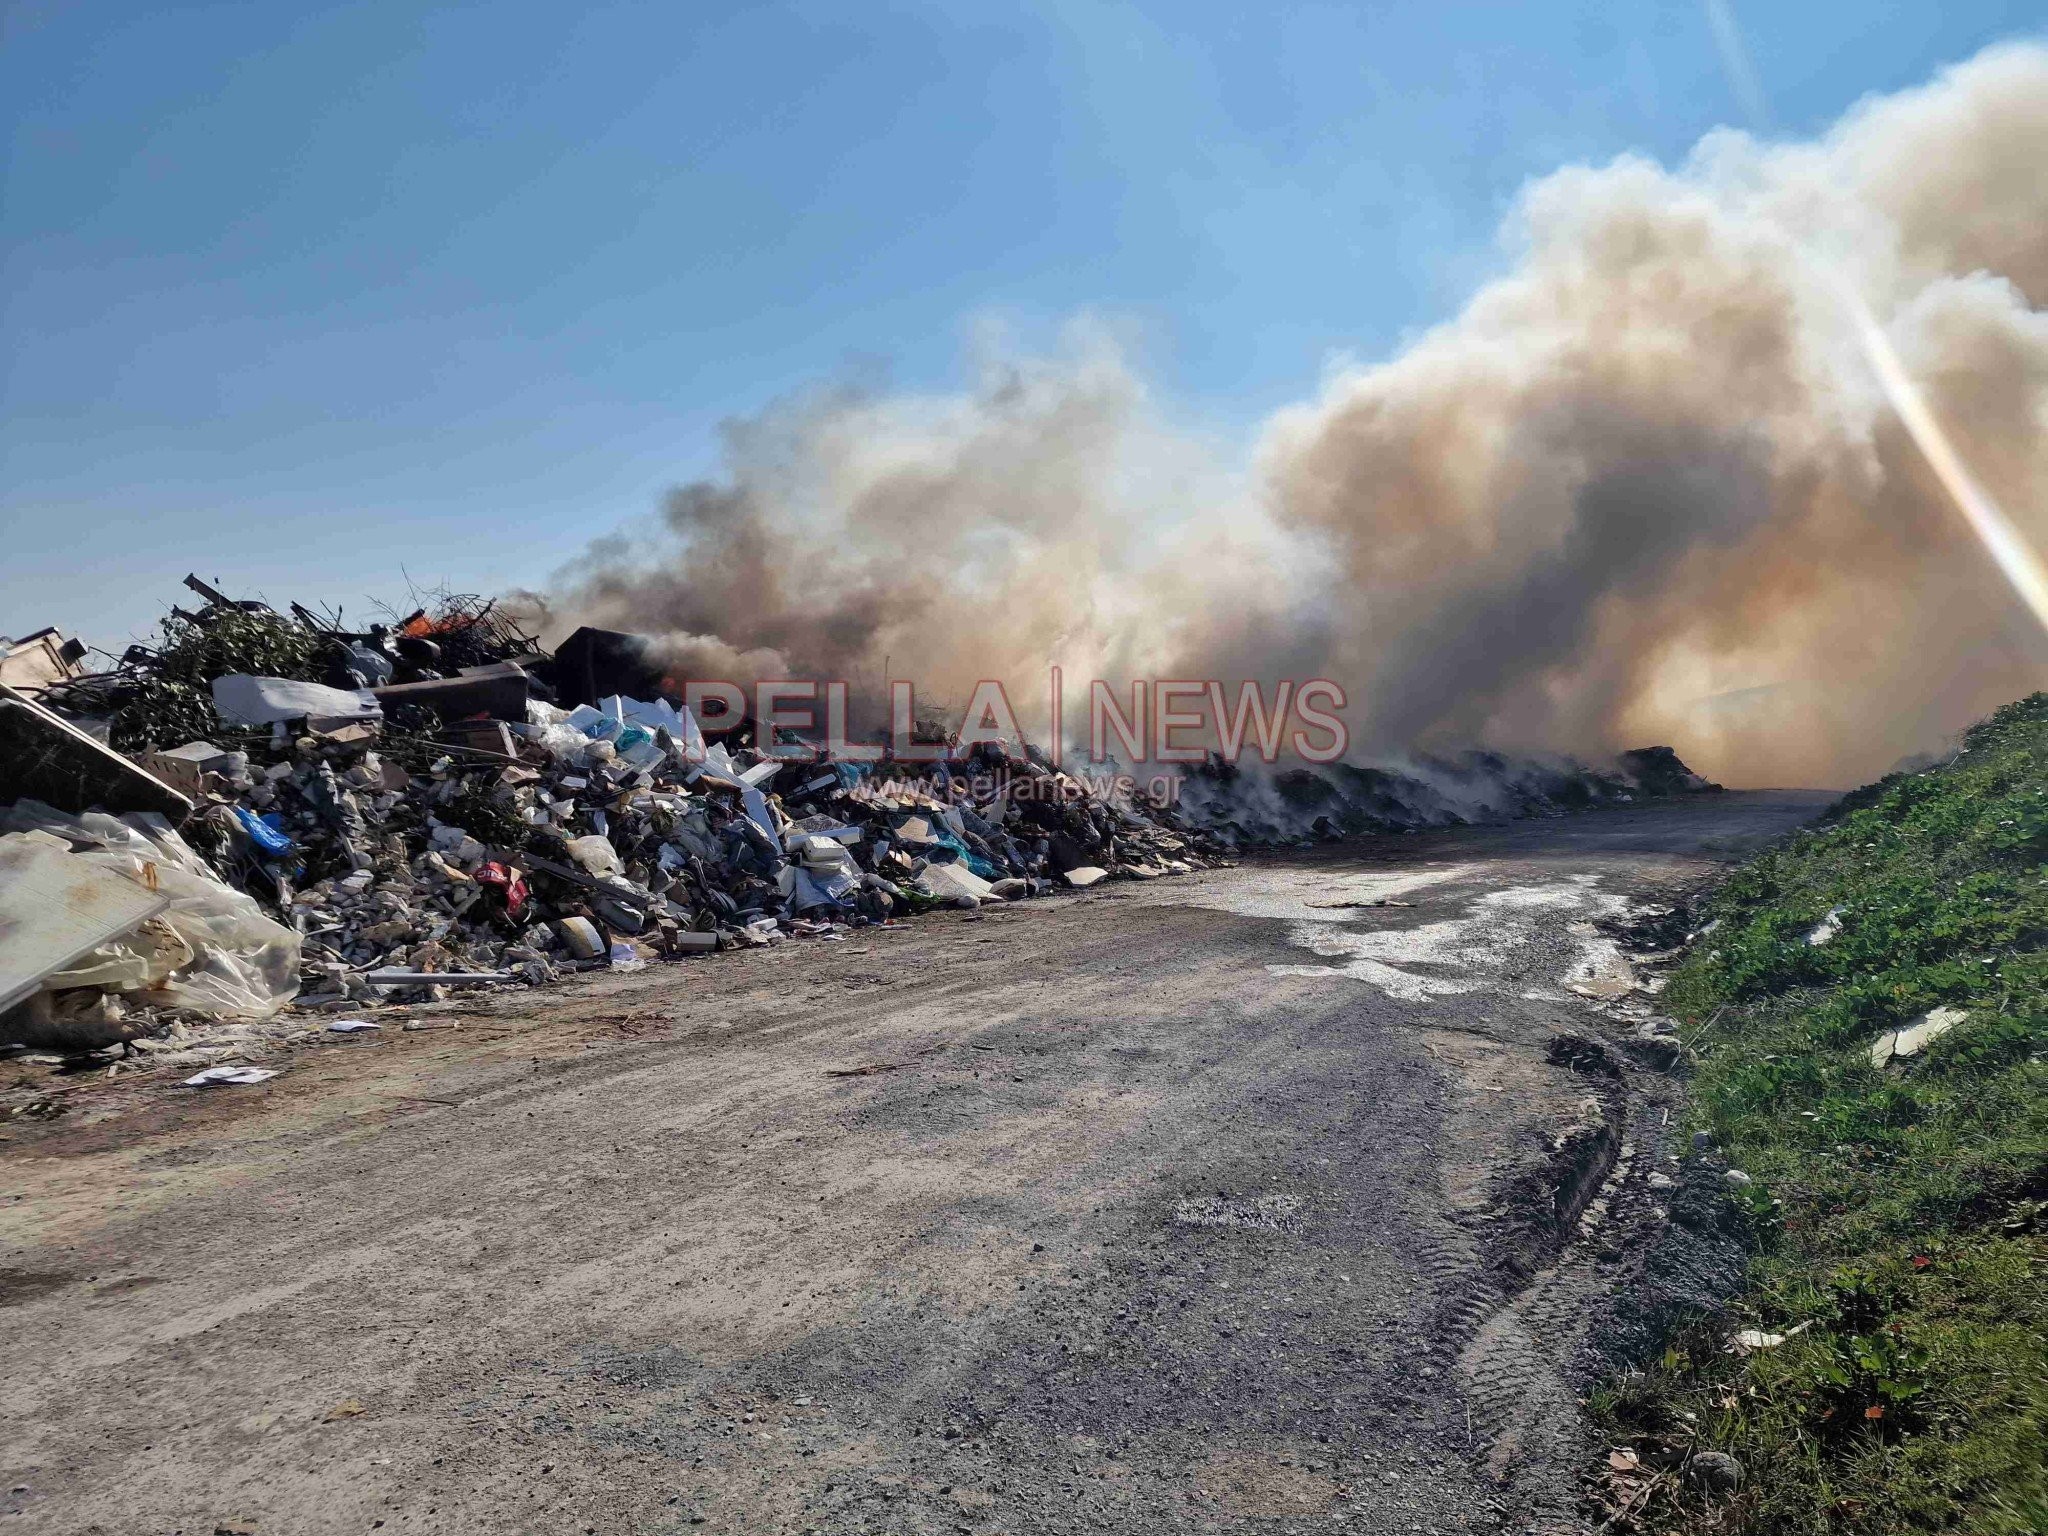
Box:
[0,792,1828,1535]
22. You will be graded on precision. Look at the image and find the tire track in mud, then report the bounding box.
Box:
[1157,845,1769,1534]
[1442,1028,1698,1533]
[1191,860,1705,1532]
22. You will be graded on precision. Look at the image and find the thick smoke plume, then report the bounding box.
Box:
[523,44,2048,788]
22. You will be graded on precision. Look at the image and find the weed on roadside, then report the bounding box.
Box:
[1589,695,2048,1535]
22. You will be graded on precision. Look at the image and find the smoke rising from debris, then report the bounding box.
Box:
[521,44,2048,788]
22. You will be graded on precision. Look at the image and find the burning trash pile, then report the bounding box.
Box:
[2,574,1720,1070]
[2,579,1219,1061]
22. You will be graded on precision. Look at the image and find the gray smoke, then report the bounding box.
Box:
[522,43,2048,788]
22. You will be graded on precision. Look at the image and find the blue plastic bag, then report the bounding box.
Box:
[234,807,296,859]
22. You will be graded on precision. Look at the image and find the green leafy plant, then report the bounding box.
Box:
[109,607,326,752]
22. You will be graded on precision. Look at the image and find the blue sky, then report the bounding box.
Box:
[2,0,2038,651]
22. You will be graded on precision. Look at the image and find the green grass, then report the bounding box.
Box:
[1591,695,2048,1534]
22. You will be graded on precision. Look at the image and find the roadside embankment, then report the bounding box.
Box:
[1590,696,2048,1534]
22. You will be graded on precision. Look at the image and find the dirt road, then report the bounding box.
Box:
[0,792,1827,1535]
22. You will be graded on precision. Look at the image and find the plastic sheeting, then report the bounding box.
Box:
[0,832,170,1010]
[3,800,301,1019]
[211,674,381,727]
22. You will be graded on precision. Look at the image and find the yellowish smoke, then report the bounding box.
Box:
[526,43,2048,789]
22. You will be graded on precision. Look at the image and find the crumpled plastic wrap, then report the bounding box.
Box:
[4,799,301,1019]
[42,917,194,992]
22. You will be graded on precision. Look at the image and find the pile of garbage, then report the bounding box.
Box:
[3,576,1722,1066]
[176,683,1208,1009]
[2,579,1220,1057]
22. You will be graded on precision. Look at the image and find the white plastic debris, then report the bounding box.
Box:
[741,785,778,838]
[1869,1005,1968,1068]
[1805,907,1844,946]
[610,695,706,760]
[184,1065,279,1086]
[565,834,623,878]
[211,674,380,727]
[326,1019,380,1033]
[916,861,996,906]
[799,836,859,874]
[1733,1320,1811,1352]
[0,832,169,1011]
[3,801,300,1019]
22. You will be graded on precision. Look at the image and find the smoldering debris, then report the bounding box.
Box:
[1,579,1719,1091]
[1173,747,1718,847]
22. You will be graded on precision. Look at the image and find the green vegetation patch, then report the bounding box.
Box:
[108,607,327,752]
[1591,696,2048,1535]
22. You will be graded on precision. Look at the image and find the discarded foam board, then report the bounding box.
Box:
[916,861,996,905]
[0,834,171,1012]
[137,740,240,799]
[1870,1005,1968,1068]
[741,785,778,839]
[1063,866,1109,889]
